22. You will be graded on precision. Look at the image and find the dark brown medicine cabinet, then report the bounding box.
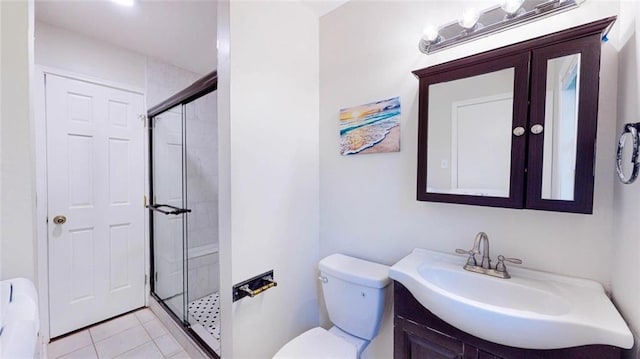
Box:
[414,17,616,214]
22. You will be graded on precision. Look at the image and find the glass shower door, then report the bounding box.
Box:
[148,72,219,357]
[150,105,188,321]
[184,91,220,350]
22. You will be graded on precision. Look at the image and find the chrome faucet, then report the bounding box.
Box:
[470,231,491,269]
[456,232,522,279]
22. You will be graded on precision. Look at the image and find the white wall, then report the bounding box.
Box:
[0,0,3,278]
[35,21,146,89]
[320,2,620,358]
[216,1,233,356]
[1,0,36,282]
[220,1,321,357]
[613,1,640,355]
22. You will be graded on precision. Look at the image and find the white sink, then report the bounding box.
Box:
[389,248,633,350]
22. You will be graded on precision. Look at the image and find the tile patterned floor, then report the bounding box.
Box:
[187,293,220,343]
[48,308,191,359]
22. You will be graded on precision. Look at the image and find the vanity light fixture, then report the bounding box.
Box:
[419,0,583,55]
[501,0,526,16]
[458,7,481,30]
[422,24,440,43]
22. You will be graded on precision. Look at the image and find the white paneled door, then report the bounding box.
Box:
[46,74,145,337]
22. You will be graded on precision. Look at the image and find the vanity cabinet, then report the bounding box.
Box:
[394,282,623,359]
[414,17,616,214]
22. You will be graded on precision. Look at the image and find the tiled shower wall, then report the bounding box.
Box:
[187,252,219,302]
[146,58,200,109]
[185,90,219,302]
[185,91,218,252]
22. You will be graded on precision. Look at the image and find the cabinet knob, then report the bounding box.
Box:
[512,127,525,137]
[530,124,544,135]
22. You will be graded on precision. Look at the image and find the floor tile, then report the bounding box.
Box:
[169,350,192,359]
[94,325,151,359]
[90,313,141,343]
[57,345,98,359]
[154,333,183,357]
[143,319,168,339]
[134,308,156,324]
[48,330,93,358]
[114,342,163,359]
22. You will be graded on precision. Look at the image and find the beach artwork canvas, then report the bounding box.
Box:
[339,97,401,155]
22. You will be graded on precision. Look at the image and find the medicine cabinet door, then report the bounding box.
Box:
[526,34,601,214]
[416,52,530,208]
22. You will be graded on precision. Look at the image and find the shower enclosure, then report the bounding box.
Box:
[148,72,220,357]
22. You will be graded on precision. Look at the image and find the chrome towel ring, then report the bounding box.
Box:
[616,122,640,184]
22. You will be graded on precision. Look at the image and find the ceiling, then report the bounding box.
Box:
[35,0,217,75]
[34,0,349,75]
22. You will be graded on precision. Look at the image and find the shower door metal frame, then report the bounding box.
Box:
[148,71,218,358]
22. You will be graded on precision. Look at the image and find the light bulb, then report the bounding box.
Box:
[500,0,525,15]
[422,24,439,43]
[111,0,135,7]
[458,7,480,29]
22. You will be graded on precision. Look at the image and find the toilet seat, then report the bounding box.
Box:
[273,327,358,358]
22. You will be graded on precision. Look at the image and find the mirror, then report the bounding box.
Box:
[426,68,515,198]
[414,17,613,213]
[541,54,581,201]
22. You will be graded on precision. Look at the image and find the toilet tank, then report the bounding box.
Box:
[319,254,390,340]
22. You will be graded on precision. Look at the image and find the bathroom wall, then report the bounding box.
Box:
[35,21,146,89]
[320,1,619,358]
[219,1,321,357]
[0,1,3,275]
[612,1,640,354]
[145,57,201,109]
[0,0,36,282]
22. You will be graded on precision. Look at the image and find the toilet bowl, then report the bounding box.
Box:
[273,254,390,359]
[273,327,359,358]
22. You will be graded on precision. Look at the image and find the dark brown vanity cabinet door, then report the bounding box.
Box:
[395,318,480,359]
[526,34,602,214]
[394,282,623,359]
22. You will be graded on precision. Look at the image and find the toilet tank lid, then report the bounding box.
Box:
[319,254,390,289]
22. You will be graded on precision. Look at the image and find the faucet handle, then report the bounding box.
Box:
[455,248,478,266]
[496,255,522,272]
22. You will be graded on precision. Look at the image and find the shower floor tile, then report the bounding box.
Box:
[188,293,220,343]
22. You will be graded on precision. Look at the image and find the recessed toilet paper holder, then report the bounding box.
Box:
[233,270,277,302]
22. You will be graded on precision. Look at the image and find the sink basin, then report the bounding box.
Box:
[389,248,633,350]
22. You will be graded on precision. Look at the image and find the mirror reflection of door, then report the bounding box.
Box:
[427,67,515,198]
[541,53,581,201]
[451,94,512,197]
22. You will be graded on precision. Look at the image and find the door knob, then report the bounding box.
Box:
[512,127,525,137]
[531,124,544,135]
[53,215,67,225]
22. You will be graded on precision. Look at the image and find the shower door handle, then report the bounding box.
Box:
[146,204,192,215]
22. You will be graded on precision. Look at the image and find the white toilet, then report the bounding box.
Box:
[273,253,390,358]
